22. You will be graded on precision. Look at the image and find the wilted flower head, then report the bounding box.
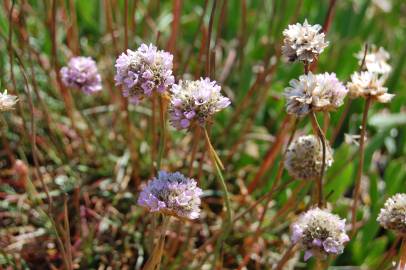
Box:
[284,72,348,116]
[0,90,18,112]
[377,193,406,235]
[282,19,329,63]
[137,171,202,220]
[168,78,231,130]
[60,56,102,94]
[284,135,333,180]
[347,71,394,103]
[291,208,349,261]
[356,45,391,75]
[115,44,174,104]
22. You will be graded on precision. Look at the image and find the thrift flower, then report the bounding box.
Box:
[115,44,174,104]
[282,20,329,63]
[284,72,347,116]
[347,71,394,103]
[138,171,202,220]
[60,56,102,94]
[291,208,349,261]
[168,78,231,130]
[0,90,18,112]
[284,135,333,180]
[356,45,391,75]
[377,193,406,235]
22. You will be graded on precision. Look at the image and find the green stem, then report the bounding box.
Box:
[156,96,166,171]
[203,127,232,269]
[203,127,224,169]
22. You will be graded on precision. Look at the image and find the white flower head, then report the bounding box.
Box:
[284,72,348,116]
[0,90,18,112]
[377,193,406,235]
[284,135,333,180]
[356,45,391,75]
[347,71,394,103]
[282,19,329,63]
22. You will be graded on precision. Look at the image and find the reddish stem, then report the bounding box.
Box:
[351,96,371,235]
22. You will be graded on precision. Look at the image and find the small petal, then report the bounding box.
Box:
[304,250,313,261]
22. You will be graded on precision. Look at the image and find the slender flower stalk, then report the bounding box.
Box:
[188,128,202,176]
[157,96,167,170]
[143,215,171,270]
[348,45,395,235]
[275,244,299,270]
[316,258,326,270]
[204,127,232,268]
[399,237,406,270]
[351,95,371,234]
[309,112,328,207]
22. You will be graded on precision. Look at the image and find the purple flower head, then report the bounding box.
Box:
[115,44,174,104]
[168,78,231,130]
[137,171,203,220]
[60,56,102,94]
[291,208,349,261]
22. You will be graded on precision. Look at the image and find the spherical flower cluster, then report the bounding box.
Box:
[60,56,102,94]
[284,135,333,180]
[356,46,391,75]
[282,19,329,63]
[291,208,350,261]
[284,72,348,116]
[377,193,406,235]
[168,78,231,130]
[0,90,18,112]
[115,44,175,104]
[137,171,202,220]
[347,71,394,103]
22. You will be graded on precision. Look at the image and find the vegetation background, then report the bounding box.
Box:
[0,0,405,269]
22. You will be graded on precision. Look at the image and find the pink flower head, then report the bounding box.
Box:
[60,56,102,94]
